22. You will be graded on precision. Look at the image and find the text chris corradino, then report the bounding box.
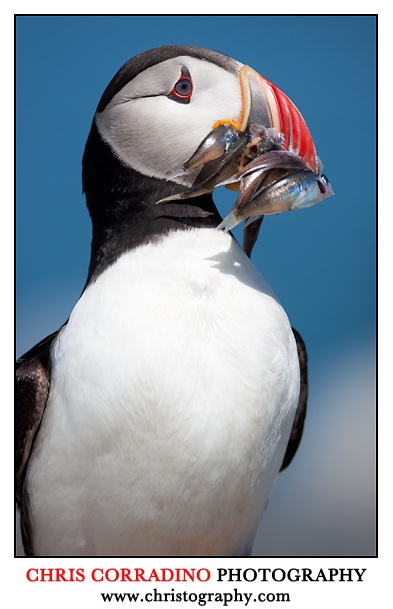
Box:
[26,567,366,584]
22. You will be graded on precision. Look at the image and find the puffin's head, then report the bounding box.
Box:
[82,45,317,215]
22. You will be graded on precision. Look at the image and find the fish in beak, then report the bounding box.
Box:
[161,63,333,254]
[216,150,334,231]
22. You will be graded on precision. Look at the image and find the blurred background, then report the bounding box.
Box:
[16,15,376,556]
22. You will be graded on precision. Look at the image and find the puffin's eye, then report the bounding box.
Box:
[175,79,192,97]
[168,66,193,104]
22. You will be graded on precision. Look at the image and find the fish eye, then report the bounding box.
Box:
[168,66,193,104]
[318,174,329,193]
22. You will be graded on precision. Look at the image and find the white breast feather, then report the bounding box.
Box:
[27,228,299,556]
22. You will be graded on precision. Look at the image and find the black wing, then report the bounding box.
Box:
[15,330,60,555]
[280,327,308,471]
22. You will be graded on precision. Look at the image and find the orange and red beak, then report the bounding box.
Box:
[219,65,319,174]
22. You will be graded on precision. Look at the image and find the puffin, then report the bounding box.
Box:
[16,45,308,557]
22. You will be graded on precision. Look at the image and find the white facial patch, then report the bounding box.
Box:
[95,56,243,183]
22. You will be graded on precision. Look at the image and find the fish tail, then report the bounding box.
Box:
[217,211,240,232]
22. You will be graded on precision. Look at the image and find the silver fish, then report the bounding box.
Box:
[220,149,306,204]
[160,125,249,203]
[218,155,334,232]
[160,125,287,205]
[182,124,243,172]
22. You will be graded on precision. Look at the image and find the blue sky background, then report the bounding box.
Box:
[16,15,376,556]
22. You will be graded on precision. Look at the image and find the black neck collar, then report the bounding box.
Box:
[82,122,221,285]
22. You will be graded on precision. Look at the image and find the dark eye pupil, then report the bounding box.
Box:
[175,79,192,96]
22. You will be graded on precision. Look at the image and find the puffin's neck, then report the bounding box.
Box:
[82,122,221,285]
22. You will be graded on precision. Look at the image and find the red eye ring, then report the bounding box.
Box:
[168,66,193,104]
